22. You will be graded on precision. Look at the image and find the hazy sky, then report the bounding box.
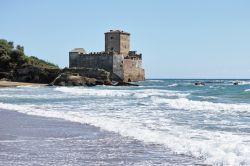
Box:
[1,0,250,78]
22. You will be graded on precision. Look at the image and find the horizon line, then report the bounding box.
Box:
[146,78,250,80]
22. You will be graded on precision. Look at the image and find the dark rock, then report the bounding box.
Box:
[62,67,111,83]
[0,77,10,81]
[0,71,13,80]
[113,82,139,86]
[194,82,205,86]
[233,82,239,85]
[50,73,98,86]
[12,65,112,86]
[13,65,60,84]
[2,63,114,87]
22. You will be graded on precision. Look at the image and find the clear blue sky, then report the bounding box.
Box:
[1,0,250,78]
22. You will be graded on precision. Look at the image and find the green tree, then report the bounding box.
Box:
[16,45,24,52]
[0,38,59,71]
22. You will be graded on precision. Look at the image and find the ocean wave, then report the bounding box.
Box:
[54,87,190,98]
[244,89,250,92]
[0,102,250,165]
[197,96,218,100]
[151,97,250,113]
[54,87,131,97]
[168,83,178,87]
[240,81,250,85]
[134,89,189,98]
[0,94,77,100]
[147,80,165,83]
[16,85,45,88]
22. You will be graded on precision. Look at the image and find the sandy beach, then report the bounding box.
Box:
[0,81,47,87]
[0,109,200,166]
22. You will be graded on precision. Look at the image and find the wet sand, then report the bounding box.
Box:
[0,109,202,165]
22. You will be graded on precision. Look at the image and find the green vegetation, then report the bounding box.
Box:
[26,56,59,69]
[0,39,59,71]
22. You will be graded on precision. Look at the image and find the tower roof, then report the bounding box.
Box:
[105,30,130,35]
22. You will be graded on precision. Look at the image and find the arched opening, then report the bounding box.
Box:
[128,78,131,82]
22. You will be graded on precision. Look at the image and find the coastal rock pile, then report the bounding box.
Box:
[13,65,60,83]
[11,66,112,86]
[50,73,97,86]
[0,65,138,86]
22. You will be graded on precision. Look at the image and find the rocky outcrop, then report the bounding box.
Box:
[113,82,139,86]
[62,68,111,85]
[13,65,60,84]
[194,81,205,86]
[50,73,98,86]
[9,65,112,86]
[233,81,240,85]
[1,65,138,87]
[0,72,13,80]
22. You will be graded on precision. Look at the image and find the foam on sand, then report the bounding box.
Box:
[1,102,250,165]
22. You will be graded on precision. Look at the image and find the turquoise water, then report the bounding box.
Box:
[0,79,250,165]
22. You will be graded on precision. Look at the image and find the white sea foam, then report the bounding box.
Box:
[16,85,45,88]
[54,87,131,97]
[239,81,250,85]
[168,83,178,87]
[134,89,189,98]
[0,94,71,99]
[198,96,218,100]
[1,84,250,165]
[0,102,250,165]
[151,97,250,114]
[54,87,190,98]
[244,89,250,92]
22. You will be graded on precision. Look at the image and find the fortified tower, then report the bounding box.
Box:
[69,30,144,82]
[105,30,130,55]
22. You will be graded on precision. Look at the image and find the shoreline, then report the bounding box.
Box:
[0,108,201,165]
[0,81,47,87]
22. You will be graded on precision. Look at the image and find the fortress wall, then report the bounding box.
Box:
[123,59,145,82]
[70,54,113,72]
[119,34,130,55]
[69,53,145,82]
[112,55,124,81]
[105,33,120,53]
[69,52,80,67]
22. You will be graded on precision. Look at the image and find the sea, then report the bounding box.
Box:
[1,79,250,165]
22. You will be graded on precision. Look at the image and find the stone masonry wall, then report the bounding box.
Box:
[112,54,124,81]
[105,31,130,55]
[105,33,121,53]
[69,53,145,82]
[123,59,145,82]
[69,53,113,72]
[119,34,130,55]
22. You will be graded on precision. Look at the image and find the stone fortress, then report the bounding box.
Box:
[69,30,145,82]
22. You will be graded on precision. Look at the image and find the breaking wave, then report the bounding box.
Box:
[54,87,190,98]
[151,97,250,114]
[240,81,250,85]
[0,102,250,165]
[1,79,250,166]
[168,83,178,87]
